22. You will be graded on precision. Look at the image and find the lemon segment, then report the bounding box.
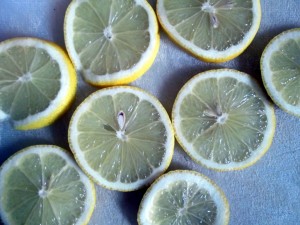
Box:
[68,86,174,191]
[0,38,77,130]
[64,0,160,86]
[138,170,230,225]
[0,145,96,225]
[172,69,276,171]
[156,0,261,62]
[261,28,300,117]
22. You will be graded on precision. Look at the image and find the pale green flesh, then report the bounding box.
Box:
[77,92,167,183]
[150,180,217,225]
[179,77,267,164]
[0,46,61,120]
[1,153,87,225]
[270,38,300,106]
[73,0,150,75]
[163,0,253,51]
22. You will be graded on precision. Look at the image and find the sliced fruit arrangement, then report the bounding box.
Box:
[64,0,160,86]
[0,38,77,130]
[0,145,96,225]
[172,69,276,171]
[68,86,174,191]
[138,170,229,225]
[156,0,261,62]
[261,28,300,117]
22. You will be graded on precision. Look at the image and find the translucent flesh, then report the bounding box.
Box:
[270,38,300,106]
[73,0,150,75]
[0,46,61,120]
[1,153,87,225]
[163,0,253,51]
[77,93,167,183]
[179,77,268,164]
[149,180,217,225]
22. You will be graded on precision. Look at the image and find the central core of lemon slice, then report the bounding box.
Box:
[103,26,113,40]
[38,186,48,198]
[203,105,229,124]
[201,2,219,28]
[201,1,236,29]
[19,72,32,82]
[201,2,215,13]
[116,111,128,141]
[217,113,228,124]
[177,207,187,217]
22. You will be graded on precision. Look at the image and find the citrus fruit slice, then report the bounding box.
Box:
[156,0,261,62]
[261,28,300,117]
[64,0,159,86]
[138,170,230,225]
[0,38,77,130]
[172,69,276,171]
[68,86,174,191]
[0,145,96,225]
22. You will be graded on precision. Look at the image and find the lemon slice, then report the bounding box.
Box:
[64,0,159,86]
[172,69,276,171]
[0,38,77,130]
[261,28,300,117]
[68,86,174,191]
[138,170,229,225]
[0,145,96,225]
[156,0,261,62]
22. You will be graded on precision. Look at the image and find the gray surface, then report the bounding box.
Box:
[0,0,300,225]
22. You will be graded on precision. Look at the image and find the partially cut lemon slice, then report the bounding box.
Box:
[261,28,300,117]
[156,0,261,62]
[138,170,230,225]
[0,145,95,225]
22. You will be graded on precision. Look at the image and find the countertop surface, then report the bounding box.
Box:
[0,1,300,224]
